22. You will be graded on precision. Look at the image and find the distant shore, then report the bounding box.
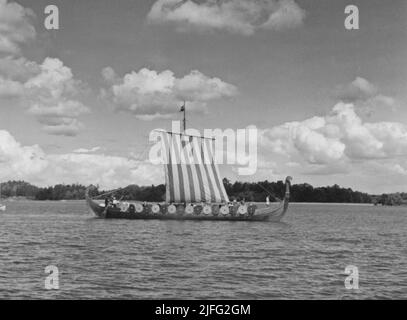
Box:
[1,180,406,206]
[2,198,405,207]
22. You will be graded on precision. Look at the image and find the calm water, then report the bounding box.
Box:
[0,201,406,299]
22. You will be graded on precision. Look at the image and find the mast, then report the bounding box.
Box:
[180,101,186,132]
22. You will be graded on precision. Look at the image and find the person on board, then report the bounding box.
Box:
[112,196,119,208]
[105,197,109,208]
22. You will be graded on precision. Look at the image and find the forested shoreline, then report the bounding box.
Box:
[1,180,406,205]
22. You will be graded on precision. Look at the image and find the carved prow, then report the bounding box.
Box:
[268,176,292,222]
[85,185,106,218]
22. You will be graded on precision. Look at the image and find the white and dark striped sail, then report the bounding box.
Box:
[159,131,229,203]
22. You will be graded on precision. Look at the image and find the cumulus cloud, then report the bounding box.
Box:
[336,77,377,102]
[255,77,406,191]
[261,0,306,31]
[0,57,90,136]
[261,102,407,165]
[257,102,407,192]
[0,1,89,136]
[0,130,47,179]
[0,55,39,81]
[24,58,82,98]
[0,130,163,189]
[0,55,39,99]
[147,0,305,35]
[102,67,237,120]
[335,77,396,116]
[0,0,36,54]
[101,66,117,83]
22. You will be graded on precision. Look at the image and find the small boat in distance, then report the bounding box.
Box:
[86,128,292,222]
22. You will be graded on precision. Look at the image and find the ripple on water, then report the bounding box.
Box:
[0,201,406,299]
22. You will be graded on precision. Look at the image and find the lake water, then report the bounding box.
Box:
[0,201,406,299]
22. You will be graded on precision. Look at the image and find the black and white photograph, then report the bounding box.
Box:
[0,0,406,305]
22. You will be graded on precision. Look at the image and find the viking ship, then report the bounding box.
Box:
[86,129,292,222]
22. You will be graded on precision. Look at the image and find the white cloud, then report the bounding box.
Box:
[0,57,90,136]
[262,102,407,163]
[24,58,82,98]
[175,70,237,100]
[261,0,306,31]
[0,56,38,98]
[101,66,117,83]
[102,67,237,120]
[335,77,396,116]
[147,0,305,35]
[336,77,377,102]
[255,102,407,193]
[26,57,90,136]
[0,129,163,189]
[0,130,47,179]
[261,113,346,165]
[73,146,102,154]
[0,1,89,137]
[0,55,39,81]
[255,77,407,192]
[0,0,36,54]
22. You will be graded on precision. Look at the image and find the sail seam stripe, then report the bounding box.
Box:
[201,140,216,202]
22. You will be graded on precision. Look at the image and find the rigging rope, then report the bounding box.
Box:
[230,165,283,202]
[256,183,283,202]
[92,187,127,199]
[91,141,152,199]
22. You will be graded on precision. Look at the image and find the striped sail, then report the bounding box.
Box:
[159,131,229,203]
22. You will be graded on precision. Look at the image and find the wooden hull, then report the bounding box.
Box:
[85,178,291,222]
[87,200,286,222]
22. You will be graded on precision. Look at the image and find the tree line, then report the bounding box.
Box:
[0,180,406,205]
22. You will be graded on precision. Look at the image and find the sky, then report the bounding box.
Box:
[0,0,406,193]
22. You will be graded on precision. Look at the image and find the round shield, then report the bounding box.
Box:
[238,205,248,215]
[135,203,143,213]
[151,204,160,214]
[194,205,202,215]
[203,205,212,215]
[220,206,229,215]
[167,204,177,214]
[248,205,256,216]
[185,205,194,214]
